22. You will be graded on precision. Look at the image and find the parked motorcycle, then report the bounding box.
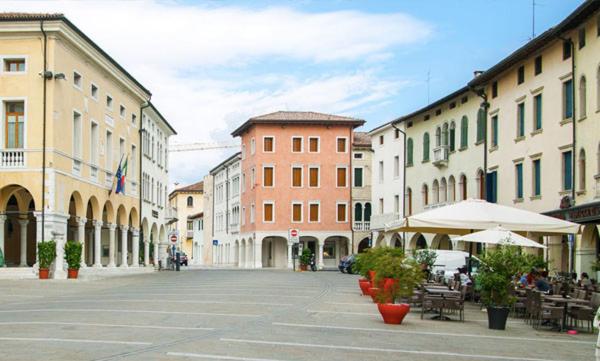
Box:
[309,254,317,272]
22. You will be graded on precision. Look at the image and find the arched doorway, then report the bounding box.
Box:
[391,233,403,249]
[261,236,288,268]
[409,233,427,250]
[357,237,370,253]
[0,185,37,267]
[432,234,452,250]
[323,236,350,268]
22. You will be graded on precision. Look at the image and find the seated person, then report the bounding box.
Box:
[535,271,551,292]
[518,272,528,288]
[580,272,592,287]
[458,267,472,286]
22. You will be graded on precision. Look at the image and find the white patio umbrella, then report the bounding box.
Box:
[451,226,547,249]
[390,199,580,235]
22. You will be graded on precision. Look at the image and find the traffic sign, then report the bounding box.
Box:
[170,234,177,244]
[289,228,300,243]
[213,239,219,246]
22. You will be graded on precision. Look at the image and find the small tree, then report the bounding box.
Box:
[353,247,403,280]
[64,241,82,270]
[373,251,423,303]
[299,248,312,266]
[37,240,57,270]
[0,247,4,267]
[413,249,437,270]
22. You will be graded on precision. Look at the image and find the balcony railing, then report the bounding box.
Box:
[353,221,370,231]
[186,230,194,239]
[0,149,25,168]
[166,206,178,221]
[432,145,449,167]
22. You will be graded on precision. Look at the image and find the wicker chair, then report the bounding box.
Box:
[421,294,444,320]
[443,296,465,321]
[568,292,600,332]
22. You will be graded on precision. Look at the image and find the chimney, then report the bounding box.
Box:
[473,70,484,78]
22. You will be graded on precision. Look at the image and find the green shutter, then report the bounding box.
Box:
[534,94,542,130]
[518,103,525,136]
[534,159,541,196]
[407,138,413,165]
[461,116,468,148]
[563,151,572,191]
[516,163,523,199]
[565,80,573,119]
[423,133,429,161]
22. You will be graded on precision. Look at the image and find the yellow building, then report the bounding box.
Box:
[168,181,204,262]
[0,13,154,277]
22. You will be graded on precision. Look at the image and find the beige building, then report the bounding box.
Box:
[168,180,204,261]
[0,13,155,277]
[351,132,373,253]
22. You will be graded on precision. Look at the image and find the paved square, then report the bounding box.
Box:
[0,270,595,360]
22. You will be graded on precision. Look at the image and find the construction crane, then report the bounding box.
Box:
[168,141,240,153]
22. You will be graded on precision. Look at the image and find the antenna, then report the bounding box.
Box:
[532,0,536,39]
[426,70,431,105]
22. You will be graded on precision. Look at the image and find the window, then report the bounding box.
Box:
[449,122,456,151]
[378,161,384,183]
[406,138,413,166]
[579,75,587,119]
[460,116,468,149]
[309,167,319,187]
[263,202,274,222]
[251,168,256,187]
[131,145,136,176]
[422,184,428,206]
[435,109,442,116]
[355,203,363,222]
[353,152,363,159]
[4,101,24,148]
[422,133,430,161]
[106,95,113,109]
[73,71,82,89]
[292,166,302,187]
[3,58,25,72]
[292,137,302,152]
[435,127,441,147]
[106,131,113,169]
[578,27,586,49]
[406,188,412,215]
[476,108,485,143]
[487,171,498,203]
[579,149,586,191]
[562,151,572,191]
[250,203,255,223]
[563,79,573,119]
[91,84,98,100]
[336,203,347,222]
[394,155,400,178]
[309,202,319,222]
[132,113,137,125]
[309,137,319,152]
[517,102,525,137]
[337,167,347,187]
[379,198,384,213]
[534,56,542,75]
[90,122,98,165]
[119,105,126,118]
[491,115,498,147]
[354,167,363,187]
[73,111,82,159]
[533,94,542,131]
[532,158,541,197]
[379,135,384,145]
[337,137,347,153]
[263,137,274,152]
[394,128,400,139]
[292,202,302,223]
[517,65,524,84]
[563,40,572,60]
[250,138,256,154]
[515,163,523,199]
[263,166,274,187]
[394,195,400,214]
[119,138,125,161]
[491,81,498,98]
[187,196,193,207]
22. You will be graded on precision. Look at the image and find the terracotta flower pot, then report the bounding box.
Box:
[377,303,410,325]
[67,268,79,279]
[39,268,49,280]
[359,279,370,296]
[300,264,307,271]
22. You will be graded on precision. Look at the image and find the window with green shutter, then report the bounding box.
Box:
[563,151,572,191]
[476,109,485,143]
[517,102,525,137]
[423,133,430,161]
[533,159,541,196]
[449,122,456,151]
[460,116,468,149]
[406,138,413,166]
[515,163,523,199]
[534,94,542,130]
[564,80,573,119]
[491,115,498,147]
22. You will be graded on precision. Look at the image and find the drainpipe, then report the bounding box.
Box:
[40,20,48,242]
[391,123,406,252]
[139,102,151,243]
[349,127,354,254]
[470,86,489,200]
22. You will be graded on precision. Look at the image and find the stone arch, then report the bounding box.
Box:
[448,175,456,202]
[1,185,37,266]
[476,168,485,199]
[0,184,35,213]
[323,235,350,268]
[409,233,427,250]
[422,183,429,206]
[459,173,467,201]
[234,239,240,266]
[129,207,139,228]
[141,218,150,238]
[391,233,403,248]
[116,205,127,226]
[86,196,100,221]
[261,236,288,268]
[102,201,115,224]
[432,234,452,250]
[240,238,247,268]
[374,232,386,247]
[358,237,370,253]
[432,179,439,204]
[68,191,85,218]
[579,74,587,118]
[440,177,447,203]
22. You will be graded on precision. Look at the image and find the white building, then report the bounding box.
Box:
[351,132,373,253]
[209,152,241,266]
[140,103,176,267]
[188,211,204,264]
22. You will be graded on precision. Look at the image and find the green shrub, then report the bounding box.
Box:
[353,247,404,280]
[412,249,437,270]
[373,251,423,303]
[299,248,312,266]
[64,241,82,270]
[37,240,57,269]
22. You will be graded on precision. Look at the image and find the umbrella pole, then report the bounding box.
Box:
[468,242,473,277]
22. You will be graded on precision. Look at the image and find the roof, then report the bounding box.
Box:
[172,180,204,194]
[210,152,242,175]
[352,132,372,147]
[231,111,365,136]
[148,102,177,135]
[391,86,471,125]
[0,12,151,97]
[468,0,600,88]
[188,212,204,220]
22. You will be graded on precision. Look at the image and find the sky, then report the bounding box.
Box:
[3,0,584,187]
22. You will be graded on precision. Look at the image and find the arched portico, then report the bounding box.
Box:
[322,235,350,269]
[261,236,288,268]
[0,185,37,267]
[357,237,370,253]
[431,234,452,250]
[409,233,428,250]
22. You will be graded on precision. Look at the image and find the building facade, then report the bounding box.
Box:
[351,132,373,253]
[188,211,203,264]
[168,180,204,263]
[0,14,155,277]
[232,111,364,269]
[210,152,241,266]
[200,173,213,265]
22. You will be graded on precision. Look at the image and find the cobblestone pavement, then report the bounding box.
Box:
[0,269,596,361]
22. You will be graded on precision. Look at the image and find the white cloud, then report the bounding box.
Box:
[3,0,433,185]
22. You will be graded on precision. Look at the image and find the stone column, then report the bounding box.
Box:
[287,243,293,269]
[246,243,252,268]
[18,219,28,267]
[238,243,243,268]
[108,224,116,267]
[120,226,128,268]
[254,240,262,268]
[77,217,87,268]
[131,228,140,267]
[0,215,6,267]
[144,239,150,267]
[93,221,103,268]
[87,229,94,265]
[318,240,325,270]
[153,241,159,267]
[52,230,67,279]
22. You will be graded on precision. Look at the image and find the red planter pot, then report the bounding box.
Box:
[383,278,398,294]
[377,303,410,325]
[358,279,370,296]
[368,271,376,286]
[39,268,49,280]
[67,269,79,279]
[369,288,380,302]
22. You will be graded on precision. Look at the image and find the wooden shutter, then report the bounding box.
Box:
[264,167,273,187]
[337,168,346,187]
[309,168,318,187]
[292,167,302,187]
[337,204,346,222]
[309,204,319,222]
[337,138,346,152]
[309,138,318,152]
[292,138,302,152]
[292,204,301,222]
[264,203,273,222]
[264,137,273,152]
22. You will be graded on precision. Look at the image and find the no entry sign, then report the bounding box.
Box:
[289,229,299,243]
[170,234,177,244]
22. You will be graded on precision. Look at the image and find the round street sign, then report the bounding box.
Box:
[290,229,298,237]
[170,234,177,243]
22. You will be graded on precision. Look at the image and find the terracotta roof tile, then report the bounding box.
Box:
[353,132,372,147]
[173,180,204,193]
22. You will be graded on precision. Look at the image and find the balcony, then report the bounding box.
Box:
[0,149,25,168]
[166,206,178,224]
[186,230,194,239]
[432,145,449,167]
[353,221,371,231]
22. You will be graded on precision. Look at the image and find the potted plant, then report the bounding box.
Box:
[591,259,600,282]
[372,251,423,324]
[413,248,437,280]
[64,241,82,279]
[37,240,56,279]
[353,248,380,294]
[0,247,4,267]
[476,245,533,330]
[299,248,311,271]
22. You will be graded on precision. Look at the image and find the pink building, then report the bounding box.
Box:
[231,111,364,269]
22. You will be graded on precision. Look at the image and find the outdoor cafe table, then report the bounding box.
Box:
[424,287,461,320]
[543,295,590,331]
